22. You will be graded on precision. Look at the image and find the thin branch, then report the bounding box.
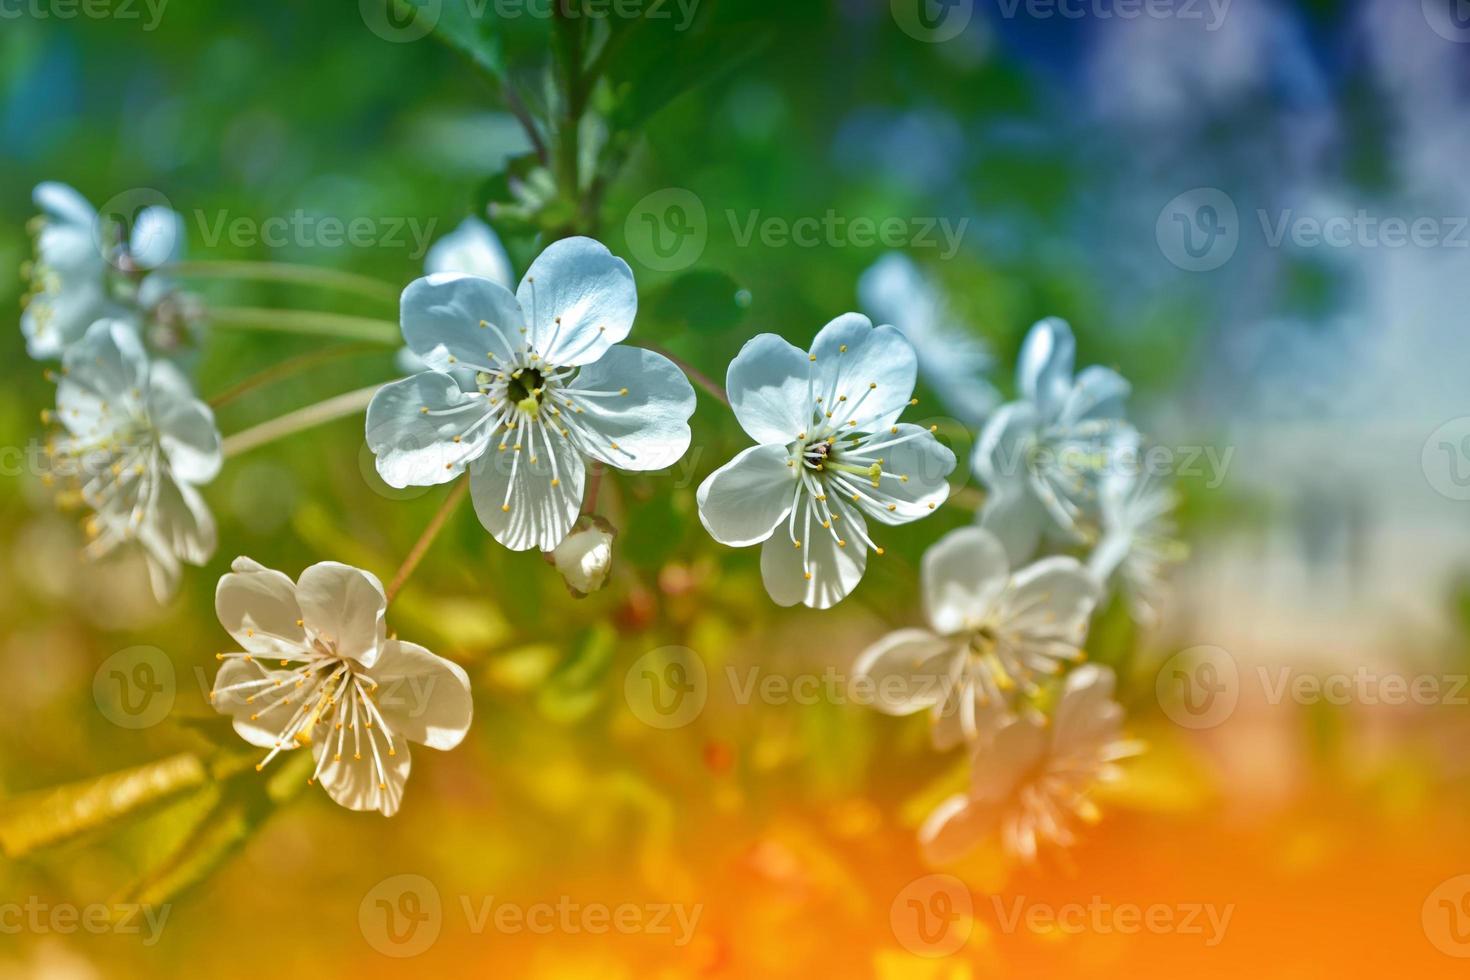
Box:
[221,384,381,458]
[385,478,471,604]
[163,261,399,304]
[646,344,729,406]
[208,343,379,408]
[207,307,401,345]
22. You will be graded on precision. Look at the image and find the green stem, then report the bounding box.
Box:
[163,261,400,304]
[385,478,470,604]
[208,343,379,408]
[207,306,401,344]
[221,384,381,459]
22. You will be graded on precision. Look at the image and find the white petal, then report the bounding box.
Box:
[853,423,954,526]
[34,181,97,227]
[726,333,813,445]
[922,526,1011,635]
[517,237,637,367]
[468,429,585,551]
[759,497,868,609]
[400,273,525,370]
[215,557,306,656]
[424,216,514,286]
[564,346,695,471]
[137,474,216,602]
[1004,556,1102,646]
[370,640,473,750]
[129,206,184,269]
[57,320,149,431]
[809,313,917,431]
[970,717,1048,803]
[314,739,411,817]
[211,660,300,749]
[1015,317,1075,420]
[696,443,797,547]
[366,373,496,488]
[295,562,388,668]
[919,794,992,866]
[1059,365,1129,425]
[148,360,221,484]
[977,484,1046,567]
[852,628,954,715]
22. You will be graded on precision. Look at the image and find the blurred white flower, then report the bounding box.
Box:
[854,525,1101,749]
[20,182,185,360]
[397,215,515,382]
[697,314,955,609]
[858,252,997,428]
[210,558,473,817]
[920,664,1140,863]
[973,317,1137,563]
[47,319,219,601]
[1088,470,1183,627]
[549,514,617,597]
[368,236,696,552]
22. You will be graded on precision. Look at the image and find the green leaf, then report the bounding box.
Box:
[0,754,208,858]
[117,751,315,908]
[411,0,505,81]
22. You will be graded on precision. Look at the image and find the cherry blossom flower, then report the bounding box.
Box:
[209,558,473,817]
[973,316,1137,563]
[697,314,956,609]
[919,665,1141,863]
[46,319,219,601]
[20,182,184,359]
[367,236,696,552]
[853,525,1101,749]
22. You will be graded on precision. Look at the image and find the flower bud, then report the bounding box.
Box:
[548,515,617,598]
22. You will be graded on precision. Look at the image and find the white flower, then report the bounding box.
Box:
[1088,470,1183,626]
[548,515,616,597]
[858,252,998,428]
[47,319,219,601]
[20,182,184,360]
[854,526,1101,749]
[919,664,1140,863]
[973,317,1137,563]
[367,236,696,552]
[209,558,472,816]
[396,216,515,382]
[697,314,956,609]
